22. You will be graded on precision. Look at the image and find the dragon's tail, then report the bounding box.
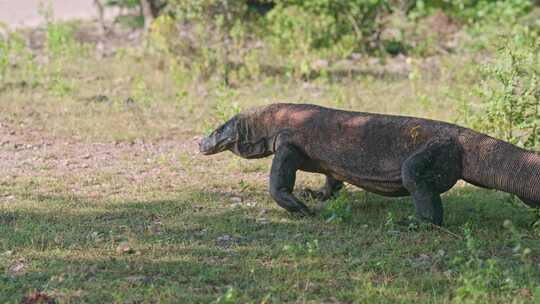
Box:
[459,131,540,207]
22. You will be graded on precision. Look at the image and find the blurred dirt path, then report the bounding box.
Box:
[0,0,98,29]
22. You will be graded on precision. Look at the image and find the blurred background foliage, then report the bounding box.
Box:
[111,0,540,150]
[108,0,540,77]
[108,0,538,56]
[1,0,540,150]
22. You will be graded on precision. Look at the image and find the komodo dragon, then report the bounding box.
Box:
[199,103,540,226]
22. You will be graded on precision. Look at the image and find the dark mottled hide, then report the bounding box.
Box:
[200,103,540,225]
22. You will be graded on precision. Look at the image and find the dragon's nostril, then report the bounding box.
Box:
[199,139,207,151]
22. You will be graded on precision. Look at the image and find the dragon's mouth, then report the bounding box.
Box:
[199,137,218,155]
[199,116,240,155]
[199,136,235,155]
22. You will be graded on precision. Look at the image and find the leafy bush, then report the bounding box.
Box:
[149,0,395,80]
[117,0,540,82]
[151,0,255,84]
[267,0,389,53]
[472,29,540,151]
[266,0,390,76]
[409,0,532,23]
[0,29,41,88]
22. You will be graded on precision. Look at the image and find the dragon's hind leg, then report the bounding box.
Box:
[299,175,343,202]
[401,138,463,226]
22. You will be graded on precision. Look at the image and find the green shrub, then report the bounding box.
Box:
[472,30,540,151]
[0,28,41,88]
[44,22,80,96]
[45,22,78,58]
[266,0,390,76]
[153,0,254,84]
[115,0,540,83]
[268,0,390,52]
[409,0,532,23]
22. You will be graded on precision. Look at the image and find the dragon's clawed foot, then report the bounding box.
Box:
[298,188,328,201]
[397,217,438,230]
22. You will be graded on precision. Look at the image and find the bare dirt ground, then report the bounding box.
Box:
[0,118,206,204]
[0,0,100,29]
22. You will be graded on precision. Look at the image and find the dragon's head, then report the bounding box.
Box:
[199,111,273,159]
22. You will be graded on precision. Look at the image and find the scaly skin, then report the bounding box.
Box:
[199,103,540,225]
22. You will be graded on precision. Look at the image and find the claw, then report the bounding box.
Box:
[298,188,326,201]
[397,217,435,230]
[298,206,315,217]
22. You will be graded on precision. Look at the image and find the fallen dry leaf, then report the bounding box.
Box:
[20,291,56,304]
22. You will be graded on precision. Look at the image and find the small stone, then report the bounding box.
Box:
[125,275,148,284]
[311,59,329,70]
[116,242,135,255]
[218,235,232,242]
[216,234,237,247]
[124,97,136,108]
[9,259,26,275]
[230,196,242,204]
[195,228,207,236]
[350,53,362,60]
[54,235,64,244]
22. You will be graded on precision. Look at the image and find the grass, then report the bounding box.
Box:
[1,177,539,303]
[0,21,539,303]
